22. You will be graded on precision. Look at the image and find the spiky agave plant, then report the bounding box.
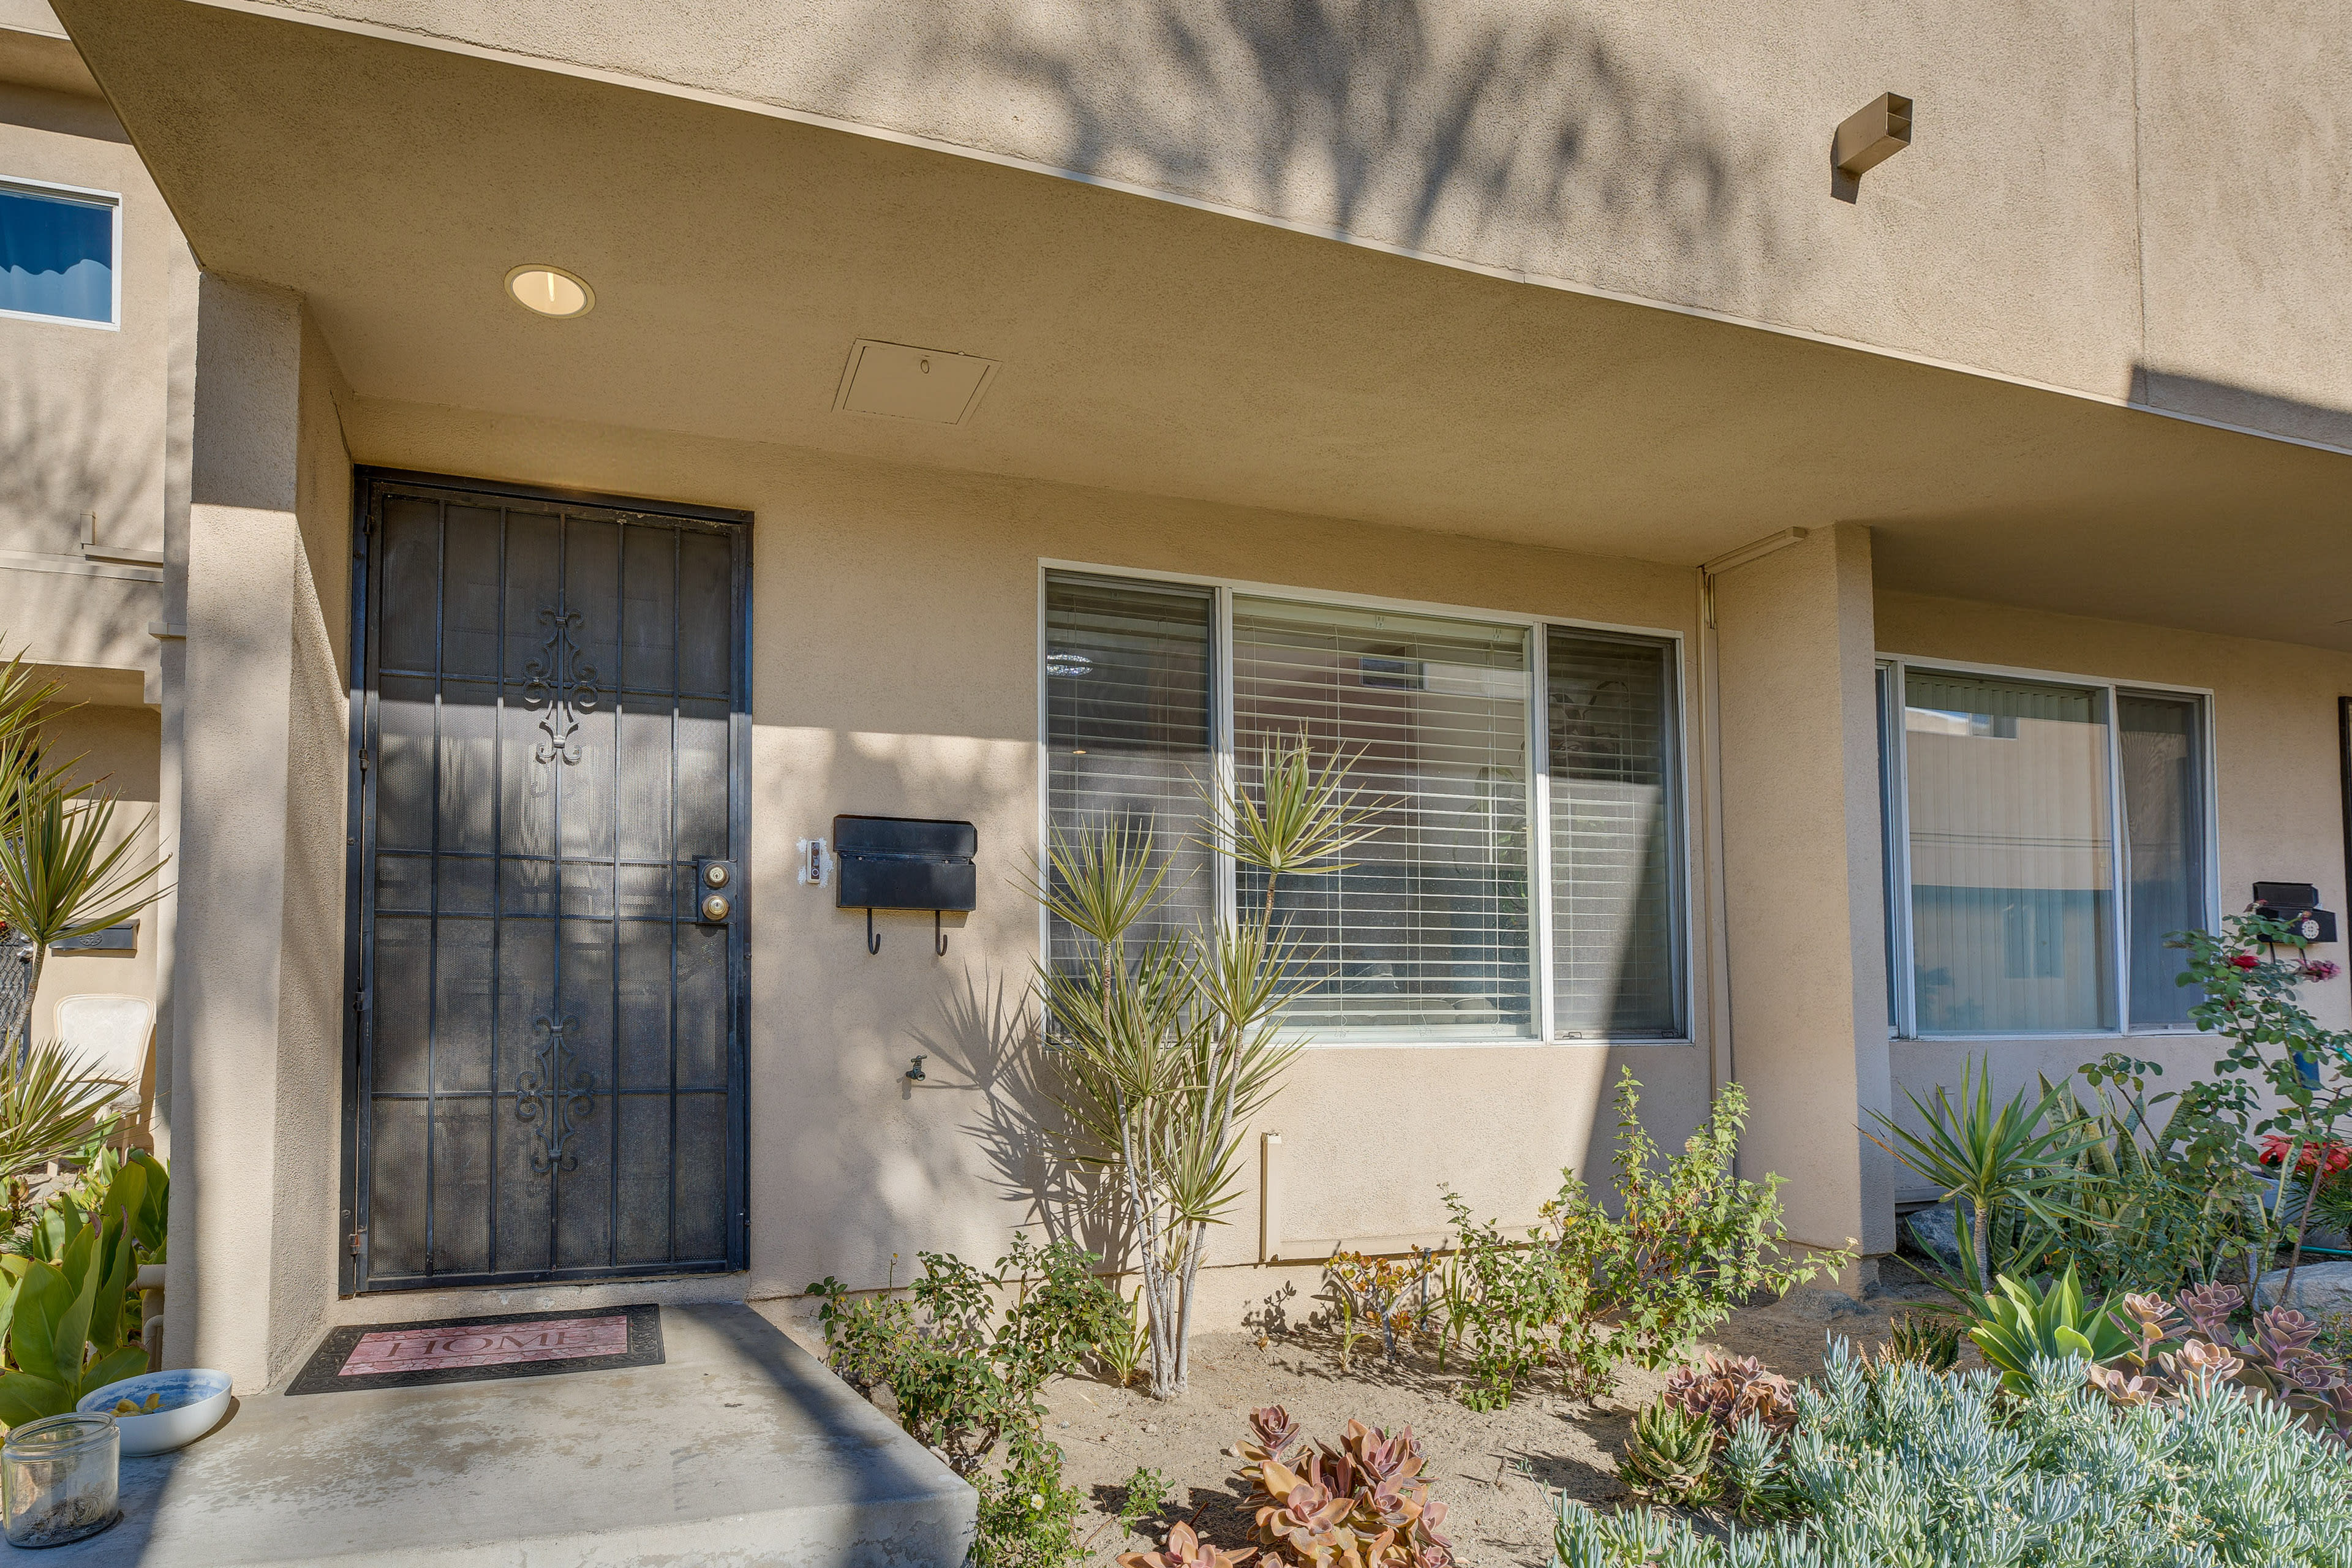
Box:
[1026,733,1381,1400]
[1875,1311,1962,1373]
[1618,1398,1721,1506]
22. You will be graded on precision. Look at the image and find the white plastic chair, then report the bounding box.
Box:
[54,994,154,1114]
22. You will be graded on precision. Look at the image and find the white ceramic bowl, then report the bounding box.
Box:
[76,1370,231,1456]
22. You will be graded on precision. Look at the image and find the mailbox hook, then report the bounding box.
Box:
[865,908,881,956]
[935,910,948,958]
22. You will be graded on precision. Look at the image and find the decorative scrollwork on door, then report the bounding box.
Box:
[516,1014,597,1174]
[522,606,600,764]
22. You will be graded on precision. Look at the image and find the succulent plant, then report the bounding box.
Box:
[1118,1521,1256,1568]
[1617,1398,1722,1505]
[1238,1415,1453,1568]
[1874,1311,1962,1372]
[2097,1283,2352,1445]
[1349,1476,1422,1537]
[1242,1405,1306,1465]
[1661,1351,1798,1439]
[1556,1343,2352,1567]
[1324,1418,1425,1487]
[1253,1464,1351,1555]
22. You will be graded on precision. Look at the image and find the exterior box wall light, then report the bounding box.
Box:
[1834,93,1913,178]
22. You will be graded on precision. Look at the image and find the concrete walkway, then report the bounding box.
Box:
[26,1304,972,1566]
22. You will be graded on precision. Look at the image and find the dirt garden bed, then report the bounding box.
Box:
[1041,1273,1954,1567]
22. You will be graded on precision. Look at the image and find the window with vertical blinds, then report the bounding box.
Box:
[2119,692,2207,1029]
[1043,576,1215,969]
[1547,628,1684,1037]
[1880,661,2212,1038]
[1038,571,1688,1044]
[1903,672,2117,1035]
[1231,596,1533,1039]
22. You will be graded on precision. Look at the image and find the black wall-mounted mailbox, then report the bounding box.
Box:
[834,816,978,913]
[2255,881,2339,944]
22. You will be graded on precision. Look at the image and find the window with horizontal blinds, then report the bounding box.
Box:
[1230,596,1533,1039]
[1547,628,1683,1037]
[1043,575,1215,968]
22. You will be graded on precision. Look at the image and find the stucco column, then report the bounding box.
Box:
[1710,524,1894,1279]
[163,275,343,1389]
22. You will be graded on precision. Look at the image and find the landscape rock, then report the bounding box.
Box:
[1903,1205,1963,1274]
[2256,1260,2352,1314]
[1789,1289,1873,1322]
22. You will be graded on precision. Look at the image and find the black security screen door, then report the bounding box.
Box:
[342,472,749,1292]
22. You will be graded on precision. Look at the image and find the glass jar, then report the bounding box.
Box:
[2,1413,120,1548]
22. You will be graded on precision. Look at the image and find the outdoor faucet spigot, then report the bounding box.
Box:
[905,1055,927,1083]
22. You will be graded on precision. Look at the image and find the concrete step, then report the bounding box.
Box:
[35,1303,972,1566]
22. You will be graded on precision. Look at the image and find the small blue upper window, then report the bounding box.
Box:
[0,182,116,326]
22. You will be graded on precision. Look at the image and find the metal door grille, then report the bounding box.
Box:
[341,472,749,1292]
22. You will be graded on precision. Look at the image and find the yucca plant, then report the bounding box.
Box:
[1962,1265,2134,1393]
[1863,1057,2103,1296]
[0,654,170,1049]
[1027,734,1381,1399]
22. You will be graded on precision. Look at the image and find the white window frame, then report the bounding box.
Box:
[1877,654,2220,1041]
[0,174,123,331]
[1037,559,1697,1047]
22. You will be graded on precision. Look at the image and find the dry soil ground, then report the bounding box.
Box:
[1039,1273,1953,1567]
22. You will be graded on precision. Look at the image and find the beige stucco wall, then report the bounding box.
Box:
[1875,590,2352,1193]
[195,0,2352,453]
[157,373,2352,1346]
[0,33,176,1139]
[1713,527,1893,1264]
[28,703,162,1095]
[0,39,180,696]
[322,394,1733,1324]
[166,278,352,1389]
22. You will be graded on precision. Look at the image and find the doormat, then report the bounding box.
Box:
[287,1303,663,1395]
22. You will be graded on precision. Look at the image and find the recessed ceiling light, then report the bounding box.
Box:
[505,265,593,318]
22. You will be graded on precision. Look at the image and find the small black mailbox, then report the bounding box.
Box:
[835,815,978,914]
[2254,881,2339,944]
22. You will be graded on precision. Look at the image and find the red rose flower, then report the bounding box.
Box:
[2259,1133,2352,1175]
[2230,954,2263,970]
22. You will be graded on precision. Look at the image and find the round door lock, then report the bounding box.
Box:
[703,862,731,889]
[701,893,731,922]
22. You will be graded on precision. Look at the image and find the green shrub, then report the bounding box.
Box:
[809,1234,1123,1568]
[1440,1071,1844,1407]
[972,1431,1088,1568]
[1553,1342,2352,1566]
[1115,1464,1170,1536]
[809,1232,1122,1476]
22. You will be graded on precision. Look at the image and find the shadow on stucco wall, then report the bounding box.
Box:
[2128,364,2352,472]
[913,967,1131,1262]
[0,378,165,557]
[797,0,1789,317]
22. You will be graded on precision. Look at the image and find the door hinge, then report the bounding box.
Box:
[357,748,370,772]
[351,988,368,1014]
[349,1227,366,1257]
